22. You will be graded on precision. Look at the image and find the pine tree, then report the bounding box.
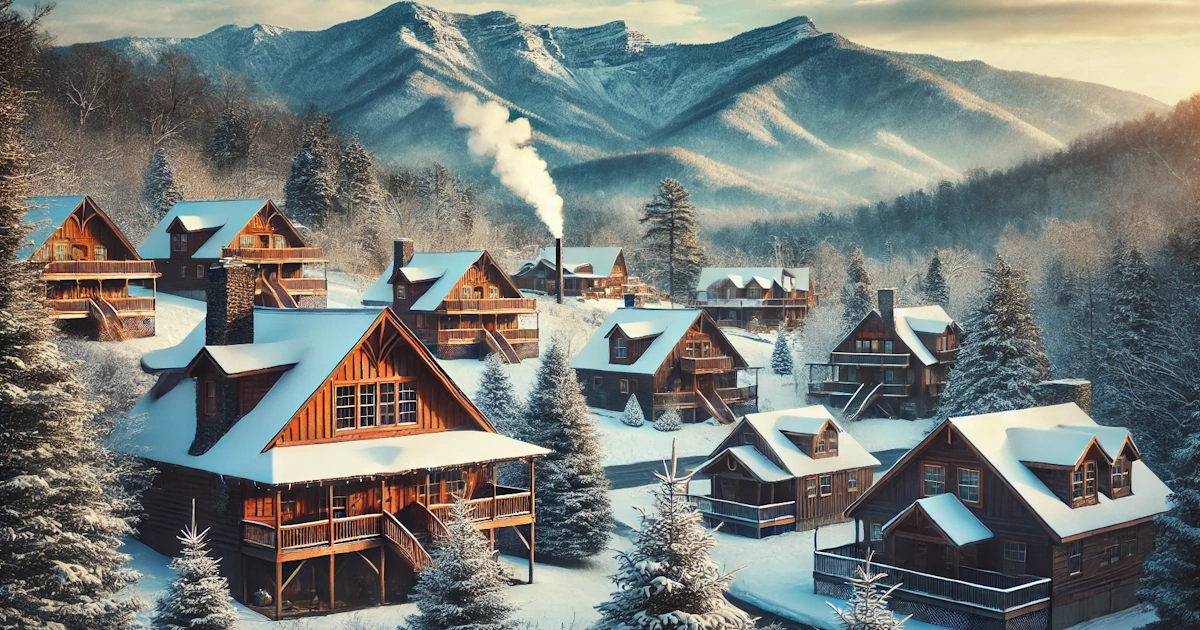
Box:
[208,109,251,171]
[841,247,873,328]
[1140,433,1200,629]
[937,256,1051,420]
[475,352,522,438]
[653,407,682,432]
[621,394,645,427]
[0,6,141,627]
[922,249,950,310]
[595,444,753,630]
[336,135,382,219]
[771,323,794,375]
[406,499,515,630]
[1109,247,1158,353]
[152,503,238,630]
[522,343,613,558]
[142,145,182,218]
[641,178,705,301]
[826,551,911,630]
[283,119,338,229]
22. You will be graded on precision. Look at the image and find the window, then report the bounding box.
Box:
[826,429,838,454]
[884,370,896,384]
[958,468,982,506]
[358,383,377,427]
[196,264,205,278]
[203,380,217,415]
[614,337,627,359]
[847,471,858,492]
[239,235,254,248]
[461,287,472,300]
[923,464,946,496]
[397,383,417,424]
[814,431,827,455]
[335,385,356,429]
[1084,461,1097,498]
[1112,456,1130,493]
[395,284,406,300]
[332,488,348,519]
[1104,533,1120,565]
[870,522,883,541]
[94,245,107,261]
[171,233,187,252]
[273,234,287,248]
[1122,528,1138,558]
[854,339,868,352]
[489,286,499,299]
[746,288,762,299]
[180,265,187,278]
[379,382,397,425]
[805,478,818,498]
[1072,467,1085,500]
[593,376,603,389]
[884,341,894,354]
[1003,542,1027,576]
[620,379,630,394]
[819,475,832,496]
[53,243,68,261]
[1069,540,1083,575]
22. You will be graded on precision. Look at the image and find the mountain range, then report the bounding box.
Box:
[98,2,1169,212]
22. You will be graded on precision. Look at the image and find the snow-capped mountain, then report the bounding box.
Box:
[97,1,1167,210]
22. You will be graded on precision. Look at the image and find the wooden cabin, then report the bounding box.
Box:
[807,288,960,420]
[569,307,757,424]
[138,199,327,307]
[125,261,549,620]
[362,239,538,364]
[816,391,1170,630]
[22,196,159,339]
[690,406,879,538]
[692,267,814,329]
[511,246,649,300]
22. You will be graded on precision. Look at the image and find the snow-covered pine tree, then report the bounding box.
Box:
[595,444,753,630]
[922,249,950,310]
[522,342,613,558]
[841,247,873,328]
[142,145,182,218]
[283,119,338,229]
[621,394,645,427]
[406,499,515,630]
[1139,432,1200,629]
[826,551,911,630]
[208,109,251,171]
[653,406,682,432]
[1109,246,1158,354]
[475,352,522,438]
[0,7,141,626]
[152,502,238,630]
[641,177,705,302]
[937,256,1051,421]
[771,323,794,375]
[336,135,383,219]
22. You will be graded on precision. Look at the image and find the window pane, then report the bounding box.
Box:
[379,382,396,425]
[819,475,832,495]
[336,385,356,429]
[358,384,377,427]
[94,246,107,261]
[958,468,981,504]
[924,464,946,495]
[848,471,858,491]
[397,383,417,424]
[239,235,254,248]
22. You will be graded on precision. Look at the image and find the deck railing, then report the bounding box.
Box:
[879,384,910,396]
[427,486,533,524]
[438,328,484,344]
[242,520,277,548]
[654,391,698,407]
[810,381,862,395]
[278,277,327,292]
[716,385,757,401]
[687,495,796,524]
[383,512,432,570]
[222,247,326,262]
[106,297,156,312]
[242,514,387,552]
[498,328,539,341]
[43,260,158,276]
[46,298,90,313]
[681,356,734,372]
[439,298,538,313]
[829,352,910,366]
[278,520,330,550]
[936,348,959,361]
[814,548,1051,613]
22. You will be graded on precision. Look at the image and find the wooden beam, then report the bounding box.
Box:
[328,554,335,613]
[281,559,308,592]
[528,522,535,584]
[274,558,283,621]
[379,545,387,605]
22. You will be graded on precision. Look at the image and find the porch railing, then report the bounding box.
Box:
[499,328,539,341]
[427,486,533,523]
[879,384,910,396]
[936,348,960,361]
[716,385,757,401]
[654,391,698,407]
[814,548,1051,613]
[681,356,734,372]
[46,298,90,314]
[686,495,796,524]
[830,352,910,366]
[106,297,156,312]
[383,512,432,570]
[222,247,326,262]
[811,381,862,395]
[278,277,327,292]
[43,260,158,276]
[439,298,537,313]
[242,514,385,552]
[438,328,484,344]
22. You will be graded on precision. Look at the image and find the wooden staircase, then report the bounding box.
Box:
[87,297,125,341]
[697,386,738,424]
[382,512,432,571]
[484,329,521,364]
[843,382,884,422]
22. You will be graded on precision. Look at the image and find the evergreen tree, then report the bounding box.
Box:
[1140,433,1200,629]
[653,407,682,432]
[336,134,383,219]
[771,324,794,375]
[142,145,182,218]
[0,6,141,627]
[595,445,753,630]
[937,256,1051,420]
[1109,247,1158,353]
[151,503,238,630]
[522,343,612,558]
[406,499,515,630]
[641,178,705,301]
[841,247,873,328]
[922,249,950,310]
[475,352,522,438]
[826,551,911,630]
[207,109,251,171]
[621,394,645,427]
[283,119,338,228]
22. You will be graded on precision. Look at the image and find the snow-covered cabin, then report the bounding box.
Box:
[692,266,815,328]
[817,391,1170,630]
[125,261,549,619]
[362,239,538,363]
[570,307,755,423]
[138,199,327,307]
[807,288,961,419]
[510,245,648,299]
[691,406,880,538]
[22,195,159,339]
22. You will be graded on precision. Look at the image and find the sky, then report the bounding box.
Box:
[16,0,1200,104]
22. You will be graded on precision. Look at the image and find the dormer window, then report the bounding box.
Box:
[814,431,827,455]
[614,337,627,360]
[1073,460,1098,505]
[203,380,217,415]
[1112,456,1130,494]
[395,285,406,300]
[746,288,762,299]
[826,429,838,455]
[171,233,187,252]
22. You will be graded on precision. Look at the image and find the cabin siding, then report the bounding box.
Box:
[796,467,874,526]
[1048,521,1156,629]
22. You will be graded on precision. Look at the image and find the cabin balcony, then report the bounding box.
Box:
[686,495,796,531]
[498,328,539,344]
[681,356,734,373]
[654,391,699,408]
[41,259,159,280]
[277,277,328,295]
[222,246,328,264]
[935,348,960,362]
[47,296,156,320]
[437,298,538,314]
[715,385,757,402]
[426,485,534,529]
[829,352,910,367]
[242,513,387,559]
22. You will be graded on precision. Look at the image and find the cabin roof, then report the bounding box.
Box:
[570,308,746,375]
[836,305,958,366]
[21,196,87,260]
[718,446,792,483]
[523,246,623,278]
[695,267,810,293]
[362,251,492,310]
[885,494,995,547]
[138,199,272,260]
[699,406,880,479]
[190,340,304,376]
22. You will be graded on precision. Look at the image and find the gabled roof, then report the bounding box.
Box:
[21,196,86,260]
[138,199,279,260]
[185,340,304,377]
[570,308,747,375]
[1007,427,1107,468]
[699,406,880,480]
[528,246,623,278]
[695,267,811,293]
[836,305,959,366]
[884,494,994,547]
[714,446,792,483]
[363,251,518,311]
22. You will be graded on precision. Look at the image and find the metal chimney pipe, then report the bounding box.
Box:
[555,237,564,304]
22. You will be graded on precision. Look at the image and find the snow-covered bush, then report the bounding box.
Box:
[152,505,239,630]
[654,407,682,432]
[621,394,645,427]
[826,551,911,629]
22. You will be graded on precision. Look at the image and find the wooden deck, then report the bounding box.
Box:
[222,246,327,263]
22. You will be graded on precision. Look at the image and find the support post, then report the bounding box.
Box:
[528,456,536,584]
[379,545,386,605]
[329,555,335,613]
[328,484,335,547]
[275,558,283,620]
[528,522,535,584]
[275,489,283,620]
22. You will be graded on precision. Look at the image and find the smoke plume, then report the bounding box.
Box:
[448,93,564,238]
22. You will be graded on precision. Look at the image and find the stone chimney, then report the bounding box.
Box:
[394,238,415,273]
[878,288,895,328]
[1035,379,1093,415]
[206,259,255,346]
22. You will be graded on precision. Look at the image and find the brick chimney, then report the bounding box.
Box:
[206,259,255,346]
[1035,379,1093,415]
[394,238,415,274]
[878,288,895,328]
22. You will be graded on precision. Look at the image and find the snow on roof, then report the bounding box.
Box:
[950,403,1170,539]
[612,321,668,340]
[893,305,956,366]
[20,196,86,260]
[570,308,705,375]
[720,446,792,483]
[534,246,622,277]
[138,199,269,260]
[884,494,994,547]
[362,268,394,305]
[694,267,810,293]
[197,340,304,376]
[362,251,485,311]
[1007,427,1102,467]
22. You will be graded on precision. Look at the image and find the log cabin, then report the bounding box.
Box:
[511,246,650,300]
[362,239,538,364]
[138,199,327,307]
[690,406,879,538]
[816,390,1170,630]
[569,307,757,424]
[21,196,159,339]
[692,267,815,329]
[807,288,961,420]
[124,260,549,620]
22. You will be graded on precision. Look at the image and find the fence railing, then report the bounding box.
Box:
[681,356,734,372]
[43,260,158,276]
[499,328,539,341]
[654,391,698,407]
[439,298,537,312]
[814,549,1051,613]
[830,352,910,366]
[687,495,796,524]
[106,297,156,312]
[278,277,327,292]
[716,385,757,401]
[222,247,326,261]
